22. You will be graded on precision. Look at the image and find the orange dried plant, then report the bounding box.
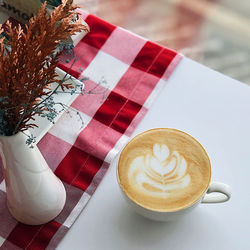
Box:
[0,0,89,136]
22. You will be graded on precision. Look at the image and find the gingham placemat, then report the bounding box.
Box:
[0,10,182,249]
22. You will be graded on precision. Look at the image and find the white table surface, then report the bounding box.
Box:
[58,57,250,250]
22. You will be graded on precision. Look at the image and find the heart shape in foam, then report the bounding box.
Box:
[153,144,169,162]
[128,144,191,196]
[145,153,176,177]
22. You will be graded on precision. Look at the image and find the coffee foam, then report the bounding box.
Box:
[118,128,211,212]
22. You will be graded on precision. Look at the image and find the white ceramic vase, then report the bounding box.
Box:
[0,132,66,225]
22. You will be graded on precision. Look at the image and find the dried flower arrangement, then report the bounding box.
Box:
[0,0,89,137]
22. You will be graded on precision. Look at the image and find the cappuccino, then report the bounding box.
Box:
[118,128,211,212]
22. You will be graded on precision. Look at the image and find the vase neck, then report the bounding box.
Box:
[0,132,49,173]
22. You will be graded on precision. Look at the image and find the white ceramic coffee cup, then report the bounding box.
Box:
[117,130,232,222]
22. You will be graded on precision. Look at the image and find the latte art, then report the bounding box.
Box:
[118,128,211,212]
[129,144,190,197]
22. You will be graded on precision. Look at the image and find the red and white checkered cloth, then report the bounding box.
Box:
[0,10,182,249]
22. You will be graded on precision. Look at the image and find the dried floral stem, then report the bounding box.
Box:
[0,0,89,136]
[13,56,79,134]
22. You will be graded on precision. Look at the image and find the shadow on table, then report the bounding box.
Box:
[115,204,215,248]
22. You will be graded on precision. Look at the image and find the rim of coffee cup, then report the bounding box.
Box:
[117,128,212,213]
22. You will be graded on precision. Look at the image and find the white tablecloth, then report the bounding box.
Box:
[57,57,250,250]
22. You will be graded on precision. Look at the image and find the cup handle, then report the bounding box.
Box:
[201,182,232,203]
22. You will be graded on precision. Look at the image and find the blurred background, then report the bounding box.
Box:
[75,0,250,85]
